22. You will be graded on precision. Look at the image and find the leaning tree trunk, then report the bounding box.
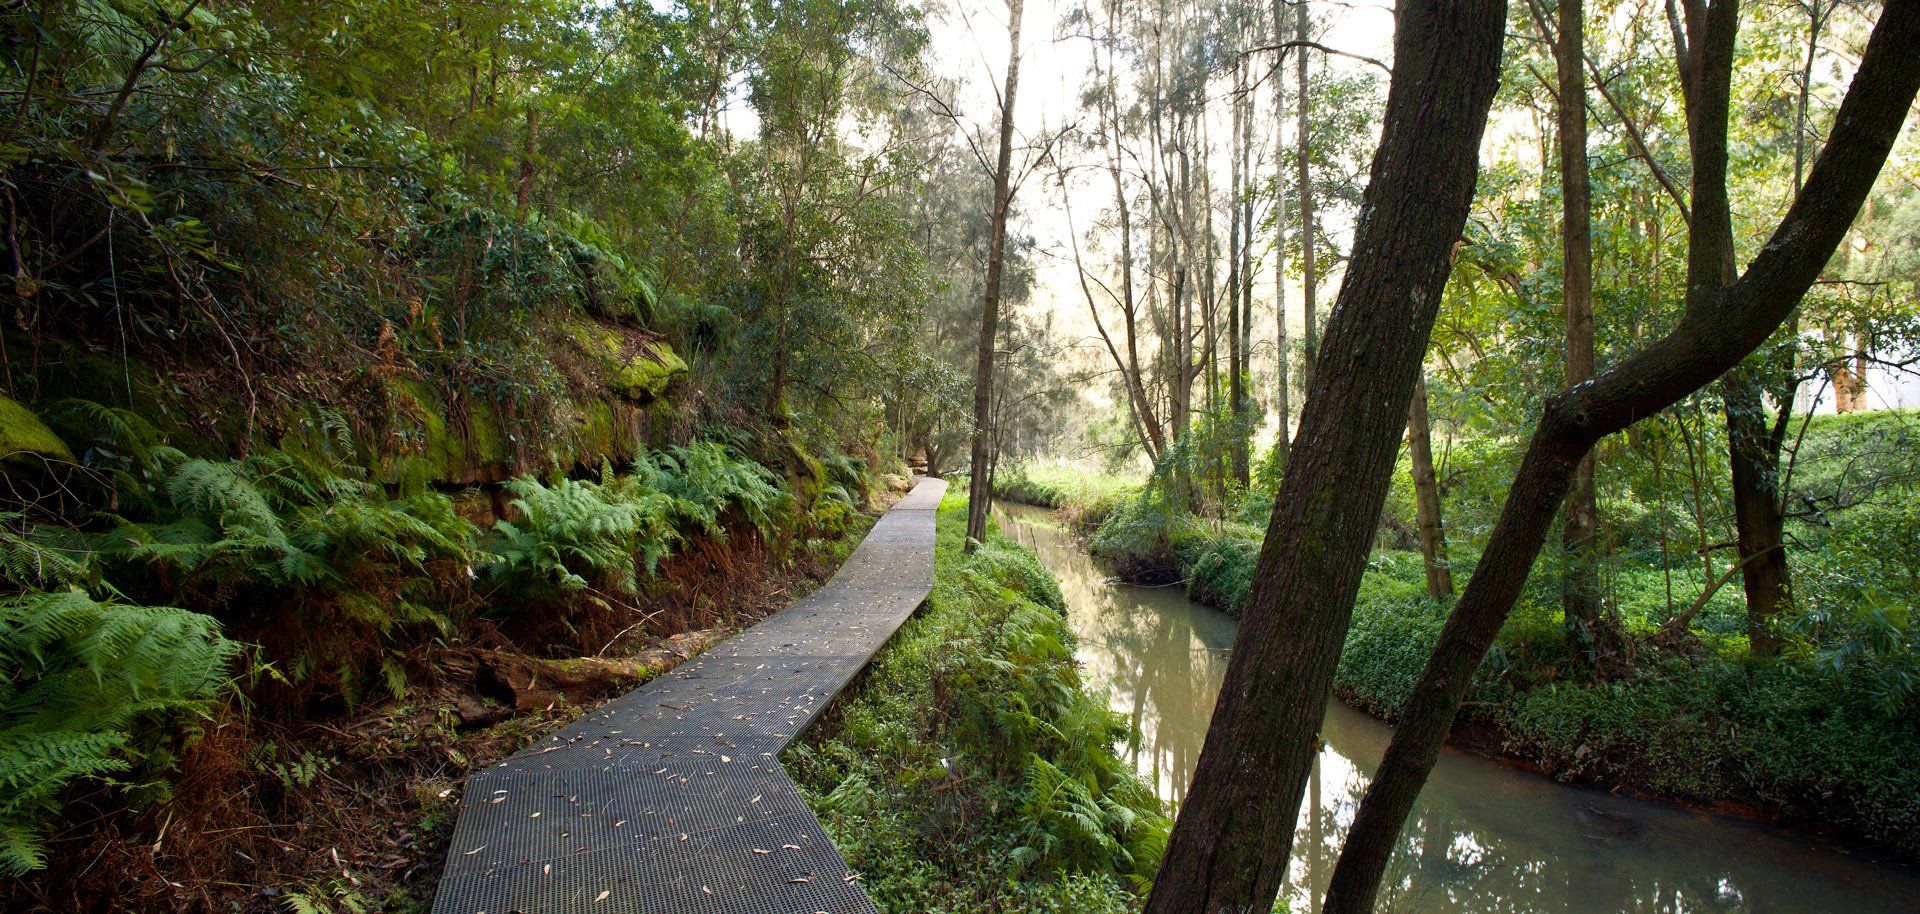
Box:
[1320,6,1920,911]
[963,0,1025,551]
[1139,3,1508,910]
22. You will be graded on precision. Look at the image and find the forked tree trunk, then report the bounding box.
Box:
[964,0,1025,551]
[1725,376,1791,654]
[1320,6,1919,911]
[1408,373,1453,599]
[1140,3,1508,910]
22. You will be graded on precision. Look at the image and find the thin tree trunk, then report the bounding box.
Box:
[1295,0,1319,387]
[1270,0,1291,470]
[1554,0,1616,663]
[964,0,1025,551]
[1141,3,1508,909]
[516,107,540,213]
[1408,373,1453,598]
[1321,7,1919,910]
[1098,6,1164,457]
[1229,56,1247,488]
[1065,177,1158,462]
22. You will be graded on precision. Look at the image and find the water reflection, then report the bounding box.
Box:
[996,503,1920,914]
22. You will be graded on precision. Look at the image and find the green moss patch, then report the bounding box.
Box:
[0,397,74,464]
[609,342,687,405]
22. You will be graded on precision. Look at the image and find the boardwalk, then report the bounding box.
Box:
[431,477,946,914]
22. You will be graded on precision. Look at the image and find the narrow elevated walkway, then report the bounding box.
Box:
[431,477,946,914]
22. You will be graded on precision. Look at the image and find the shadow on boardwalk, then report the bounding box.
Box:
[431,477,946,914]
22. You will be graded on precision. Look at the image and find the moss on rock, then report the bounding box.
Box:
[610,342,687,405]
[384,378,513,484]
[0,397,75,464]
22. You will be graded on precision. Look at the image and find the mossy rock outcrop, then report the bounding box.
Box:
[384,378,513,484]
[610,343,687,405]
[0,397,74,465]
[564,320,687,406]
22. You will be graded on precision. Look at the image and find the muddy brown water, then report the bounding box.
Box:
[995,502,1920,914]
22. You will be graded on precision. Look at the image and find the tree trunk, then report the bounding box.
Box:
[1408,373,1453,599]
[1140,3,1508,910]
[1295,0,1318,388]
[1553,0,1616,663]
[1724,375,1790,654]
[1098,6,1164,459]
[1228,54,1248,488]
[964,0,1025,551]
[1270,0,1290,470]
[1320,7,1919,911]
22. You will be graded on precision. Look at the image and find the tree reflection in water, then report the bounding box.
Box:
[996,503,1920,914]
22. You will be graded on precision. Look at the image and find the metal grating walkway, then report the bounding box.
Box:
[431,477,946,914]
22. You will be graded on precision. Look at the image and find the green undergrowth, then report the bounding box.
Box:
[788,494,1166,913]
[1338,553,1920,856]
[0,400,873,875]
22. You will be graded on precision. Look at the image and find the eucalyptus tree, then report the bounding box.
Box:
[965,0,1029,548]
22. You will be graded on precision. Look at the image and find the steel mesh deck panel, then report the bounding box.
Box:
[431,477,945,914]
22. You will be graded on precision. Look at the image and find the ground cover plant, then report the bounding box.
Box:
[788,493,1167,913]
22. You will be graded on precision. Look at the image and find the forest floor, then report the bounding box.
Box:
[7,512,880,914]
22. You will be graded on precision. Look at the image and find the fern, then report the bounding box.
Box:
[483,473,680,609]
[928,530,1167,883]
[0,514,95,592]
[102,447,477,599]
[633,442,788,538]
[0,589,235,875]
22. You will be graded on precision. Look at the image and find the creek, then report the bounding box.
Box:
[995,502,1920,914]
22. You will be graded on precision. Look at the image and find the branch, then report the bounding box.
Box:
[1587,62,1691,218]
[1242,40,1391,74]
[88,0,205,152]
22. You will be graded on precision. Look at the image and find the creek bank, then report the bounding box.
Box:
[991,486,1920,863]
[785,493,1165,914]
